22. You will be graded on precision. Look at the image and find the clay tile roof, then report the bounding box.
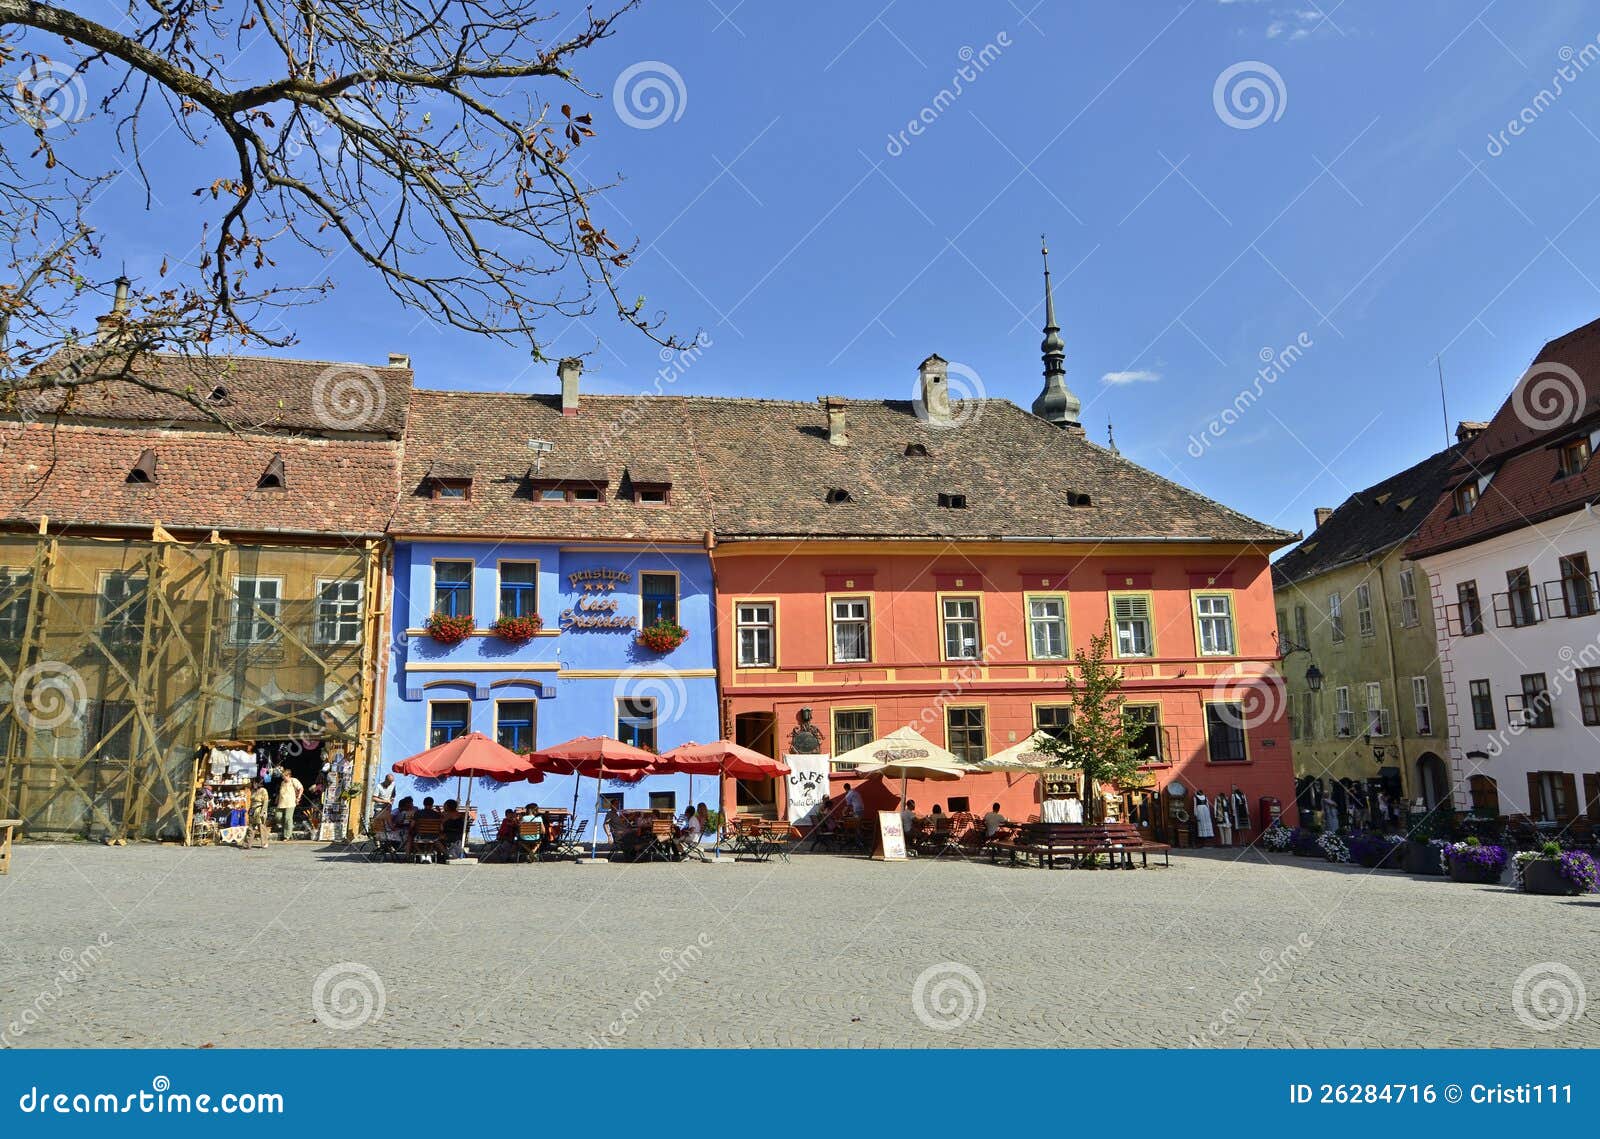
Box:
[0,422,402,536]
[28,351,412,438]
[425,460,475,481]
[1273,440,1467,587]
[1408,315,1600,560]
[624,462,674,486]
[392,389,1291,545]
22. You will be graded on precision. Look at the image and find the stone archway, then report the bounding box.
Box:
[1416,752,1449,810]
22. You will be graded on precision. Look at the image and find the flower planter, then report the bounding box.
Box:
[491,615,544,645]
[425,613,475,645]
[637,620,688,654]
[1522,859,1582,896]
[1402,840,1443,876]
[1447,859,1505,885]
[1355,842,1403,870]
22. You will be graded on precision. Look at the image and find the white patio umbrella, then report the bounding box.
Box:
[846,726,973,793]
[974,730,1061,772]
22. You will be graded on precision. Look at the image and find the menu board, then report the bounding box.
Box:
[873,810,908,861]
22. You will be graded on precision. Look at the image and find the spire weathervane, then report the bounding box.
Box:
[1031,235,1082,430]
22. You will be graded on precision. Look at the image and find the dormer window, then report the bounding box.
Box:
[625,463,672,505]
[1068,492,1092,507]
[571,485,601,502]
[1454,482,1479,515]
[937,492,967,509]
[531,480,605,504]
[539,487,566,502]
[1558,437,1591,478]
[424,461,473,500]
[826,488,853,505]
[904,442,929,458]
[636,487,668,505]
[258,454,286,491]
[127,449,157,485]
[433,480,470,500]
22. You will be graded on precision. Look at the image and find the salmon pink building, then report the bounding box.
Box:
[703,261,1299,841]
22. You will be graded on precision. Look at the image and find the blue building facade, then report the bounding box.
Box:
[382,539,722,824]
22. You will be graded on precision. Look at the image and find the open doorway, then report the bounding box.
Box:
[734,712,778,818]
[1416,752,1449,811]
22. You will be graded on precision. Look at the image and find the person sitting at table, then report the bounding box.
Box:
[696,802,712,835]
[930,803,943,817]
[416,796,440,822]
[441,799,467,858]
[677,806,704,846]
[900,799,917,836]
[982,802,1008,838]
[521,802,548,854]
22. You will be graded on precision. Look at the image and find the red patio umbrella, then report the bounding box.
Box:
[392,732,544,782]
[529,736,657,858]
[659,740,790,854]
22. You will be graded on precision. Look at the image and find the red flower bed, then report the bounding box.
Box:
[638,619,688,653]
[425,612,475,645]
[491,614,544,644]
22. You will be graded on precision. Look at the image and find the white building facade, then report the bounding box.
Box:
[1418,509,1600,823]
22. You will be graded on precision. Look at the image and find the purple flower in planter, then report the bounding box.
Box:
[1446,841,1508,869]
[1558,849,1600,892]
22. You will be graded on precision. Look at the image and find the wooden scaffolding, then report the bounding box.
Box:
[0,529,384,842]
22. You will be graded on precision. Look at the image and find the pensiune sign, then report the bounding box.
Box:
[560,567,638,630]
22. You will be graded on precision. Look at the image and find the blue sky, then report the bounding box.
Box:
[85,0,1600,537]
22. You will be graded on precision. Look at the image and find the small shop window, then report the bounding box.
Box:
[641,573,678,626]
[946,706,987,764]
[232,576,282,644]
[495,700,536,754]
[649,791,677,812]
[618,697,658,752]
[499,562,538,619]
[316,579,363,644]
[832,708,875,761]
[433,560,473,618]
[429,701,470,747]
[1204,703,1247,762]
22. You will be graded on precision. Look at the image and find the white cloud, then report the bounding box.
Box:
[1102,370,1161,385]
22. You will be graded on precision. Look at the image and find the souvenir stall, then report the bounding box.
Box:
[190,743,256,845]
[316,747,358,841]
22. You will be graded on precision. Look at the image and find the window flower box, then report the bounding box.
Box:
[491,614,544,645]
[425,612,475,645]
[638,619,688,654]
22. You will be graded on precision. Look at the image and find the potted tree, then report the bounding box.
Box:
[1030,626,1145,825]
[1517,842,1600,896]
[1444,837,1508,884]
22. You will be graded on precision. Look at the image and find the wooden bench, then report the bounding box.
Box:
[991,821,1170,869]
[0,818,19,875]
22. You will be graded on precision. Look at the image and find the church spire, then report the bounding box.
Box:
[1031,237,1082,431]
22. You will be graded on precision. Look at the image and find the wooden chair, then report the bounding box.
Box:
[411,817,447,863]
[515,820,545,863]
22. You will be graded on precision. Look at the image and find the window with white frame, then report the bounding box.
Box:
[832,597,871,662]
[317,579,363,644]
[1334,686,1352,737]
[1364,681,1389,736]
[736,602,776,667]
[1328,592,1344,642]
[1398,569,1419,626]
[232,577,282,644]
[941,597,980,660]
[1112,594,1152,657]
[0,567,30,640]
[1027,595,1067,659]
[1194,594,1235,655]
[1412,676,1432,735]
[1355,583,1374,638]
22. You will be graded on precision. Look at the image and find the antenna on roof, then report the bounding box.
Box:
[1107,418,1119,456]
[527,438,554,474]
[1435,353,1450,449]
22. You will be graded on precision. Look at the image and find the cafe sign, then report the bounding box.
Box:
[560,567,638,630]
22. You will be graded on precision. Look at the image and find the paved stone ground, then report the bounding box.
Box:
[1,841,1595,1048]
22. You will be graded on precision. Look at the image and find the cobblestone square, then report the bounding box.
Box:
[1,843,1594,1048]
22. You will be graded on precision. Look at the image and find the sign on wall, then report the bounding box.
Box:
[560,567,638,630]
[785,755,829,824]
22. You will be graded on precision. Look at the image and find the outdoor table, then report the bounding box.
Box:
[0,818,19,875]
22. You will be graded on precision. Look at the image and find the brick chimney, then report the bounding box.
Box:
[388,352,410,368]
[95,276,132,347]
[1314,506,1334,530]
[918,354,951,425]
[558,357,582,416]
[821,396,848,446]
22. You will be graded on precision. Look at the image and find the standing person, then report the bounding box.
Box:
[843,782,864,817]
[245,778,270,849]
[276,765,303,841]
[372,773,398,814]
